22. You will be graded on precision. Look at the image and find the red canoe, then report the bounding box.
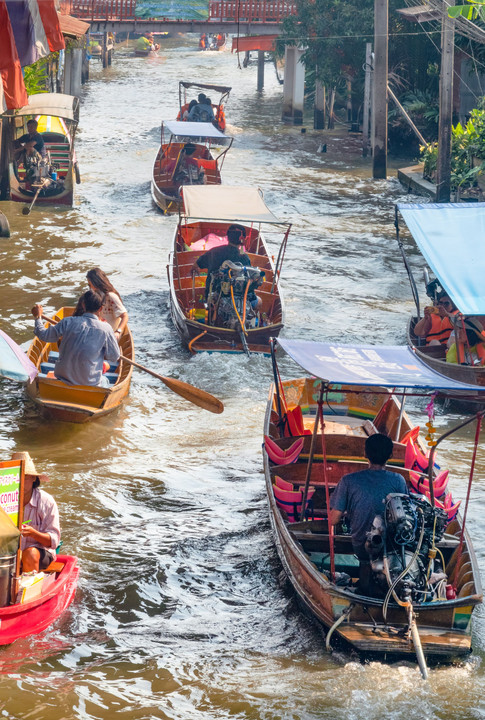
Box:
[0,555,79,645]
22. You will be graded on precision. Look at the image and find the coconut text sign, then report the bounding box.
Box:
[0,461,23,527]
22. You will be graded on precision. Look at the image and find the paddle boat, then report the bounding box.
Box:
[177,81,231,132]
[4,94,80,208]
[26,307,134,423]
[396,202,485,410]
[264,338,484,676]
[168,186,288,355]
[151,120,233,215]
[0,555,79,645]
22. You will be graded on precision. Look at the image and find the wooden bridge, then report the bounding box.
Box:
[62,0,296,33]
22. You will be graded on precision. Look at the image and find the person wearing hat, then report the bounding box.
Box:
[11,452,60,573]
[446,315,485,365]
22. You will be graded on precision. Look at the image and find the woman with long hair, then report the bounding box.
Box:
[86,268,128,341]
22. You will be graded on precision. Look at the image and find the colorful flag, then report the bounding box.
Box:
[0,2,28,112]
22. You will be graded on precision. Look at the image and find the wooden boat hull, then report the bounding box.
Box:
[9,163,74,207]
[134,49,158,57]
[0,555,78,645]
[26,307,134,423]
[263,379,482,659]
[151,143,221,215]
[408,317,485,410]
[169,221,285,354]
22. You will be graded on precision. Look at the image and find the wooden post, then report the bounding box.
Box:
[328,87,336,129]
[257,50,264,91]
[372,0,388,178]
[314,78,325,129]
[102,32,108,68]
[436,4,455,202]
[362,43,372,157]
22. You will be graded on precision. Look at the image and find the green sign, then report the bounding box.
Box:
[0,463,22,527]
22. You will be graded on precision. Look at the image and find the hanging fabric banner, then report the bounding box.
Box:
[135,0,209,20]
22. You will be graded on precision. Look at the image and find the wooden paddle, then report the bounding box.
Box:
[119,355,224,414]
[22,180,46,216]
[40,314,224,414]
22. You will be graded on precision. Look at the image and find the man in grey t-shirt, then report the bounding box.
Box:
[329,433,409,560]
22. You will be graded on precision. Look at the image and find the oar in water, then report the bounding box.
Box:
[40,314,224,414]
[22,180,46,216]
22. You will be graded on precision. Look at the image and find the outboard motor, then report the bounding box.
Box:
[366,493,447,601]
[208,260,265,331]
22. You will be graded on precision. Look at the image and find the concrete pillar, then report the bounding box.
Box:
[70,48,82,97]
[257,50,265,91]
[64,49,72,94]
[282,46,305,124]
[362,43,372,157]
[314,78,325,129]
[372,0,388,178]
[436,6,455,202]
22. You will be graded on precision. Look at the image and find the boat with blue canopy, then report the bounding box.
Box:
[151,120,233,215]
[263,337,484,676]
[396,202,485,408]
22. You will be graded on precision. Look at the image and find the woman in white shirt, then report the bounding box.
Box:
[86,268,128,342]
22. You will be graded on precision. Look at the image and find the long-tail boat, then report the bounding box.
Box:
[396,202,485,409]
[264,338,484,676]
[168,186,289,355]
[151,121,233,215]
[4,94,80,208]
[26,307,134,423]
[177,81,231,132]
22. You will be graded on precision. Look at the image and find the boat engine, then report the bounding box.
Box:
[208,260,265,330]
[365,493,448,602]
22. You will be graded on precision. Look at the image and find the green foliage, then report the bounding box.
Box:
[23,57,49,95]
[420,107,485,189]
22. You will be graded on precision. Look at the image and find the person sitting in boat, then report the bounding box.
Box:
[15,138,42,187]
[329,433,409,592]
[446,315,485,365]
[182,99,198,121]
[10,451,60,573]
[31,290,120,388]
[174,143,206,188]
[188,94,216,123]
[13,119,46,158]
[414,292,458,346]
[86,268,129,342]
[191,225,261,310]
[136,33,152,52]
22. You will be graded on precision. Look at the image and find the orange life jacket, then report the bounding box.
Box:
[456,341,485,365]
[425,310,457,344]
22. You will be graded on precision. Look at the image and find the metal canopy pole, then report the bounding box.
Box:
[395,206,421,319]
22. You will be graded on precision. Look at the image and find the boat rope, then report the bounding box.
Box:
[188,330,208,354]
[325,603,355,651]
[452,414,482,589]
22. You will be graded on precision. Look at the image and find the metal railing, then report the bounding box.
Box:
[63,0,296,22]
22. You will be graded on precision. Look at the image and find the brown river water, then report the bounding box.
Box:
[1,36,485,720]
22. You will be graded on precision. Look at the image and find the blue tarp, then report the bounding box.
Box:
[135,0,208,19]
[277,339,485,391]
[398,202,485,315]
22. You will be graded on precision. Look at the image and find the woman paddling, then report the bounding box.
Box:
[86,268,128,342]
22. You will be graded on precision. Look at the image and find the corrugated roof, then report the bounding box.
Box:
[58,13,90,37]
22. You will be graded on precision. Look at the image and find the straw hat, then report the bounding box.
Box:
[10,452,49,482]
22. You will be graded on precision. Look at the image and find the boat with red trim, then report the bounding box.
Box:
[264,338,484,675]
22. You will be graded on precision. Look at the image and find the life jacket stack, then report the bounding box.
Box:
[403,427,460,523]
[425,310,457,345]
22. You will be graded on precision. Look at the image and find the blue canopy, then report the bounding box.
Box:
[398,202,485,315]
[277,339,485,392]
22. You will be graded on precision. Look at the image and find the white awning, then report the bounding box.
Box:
[182,186,283,224]
[164,120,228,140]
[6,93,79,121]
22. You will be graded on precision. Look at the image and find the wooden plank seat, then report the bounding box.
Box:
[271,461,412,487]
[270,434,407,465]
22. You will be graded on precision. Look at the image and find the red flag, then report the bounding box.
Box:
[0,2,28,110]
[37,0,65,52]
